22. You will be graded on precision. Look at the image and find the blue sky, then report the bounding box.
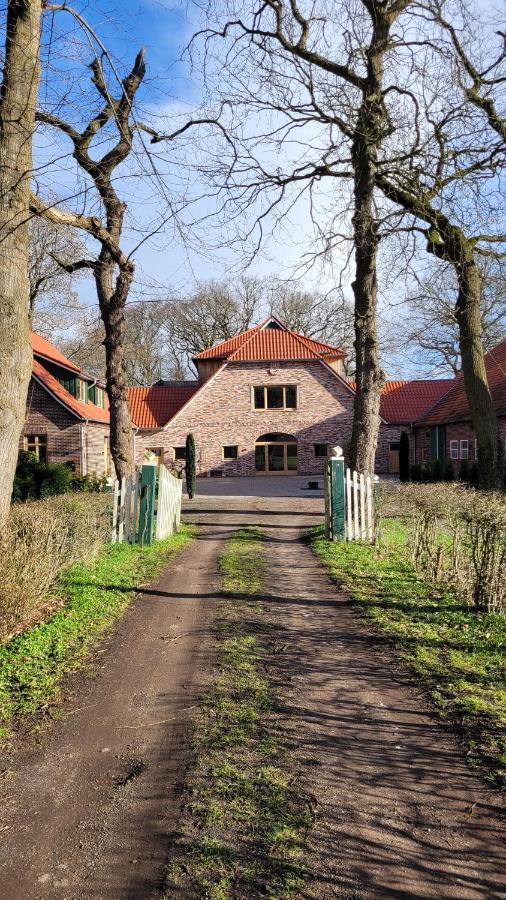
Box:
[30,0,505,378]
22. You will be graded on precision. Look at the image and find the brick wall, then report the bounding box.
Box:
[376,424,415,474]
[22,379,110,475]
[137,360,356,476]
[414,416,506,465]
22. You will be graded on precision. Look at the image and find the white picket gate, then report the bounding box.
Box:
[111,473,141,543]
[155,465,182,539]
[345,467,376,542]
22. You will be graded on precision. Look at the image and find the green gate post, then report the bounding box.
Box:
[138,465,157,545]
[329,456,346,542]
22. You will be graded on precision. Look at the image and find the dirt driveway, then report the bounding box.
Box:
[0,486,504,899]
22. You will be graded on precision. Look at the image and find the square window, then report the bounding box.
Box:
[174,446,186,460]
[254,386,265,409]
[460,440,469,460]
[24,434,47,463]
[285,385,297,408]
[266,386,284,409]
[314,443,328,458]
[223,445,238,460]
[450,441,459,460]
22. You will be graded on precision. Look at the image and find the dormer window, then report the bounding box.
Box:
[76,379,88,402]
[94,386,105,408]
[265,320,282,329]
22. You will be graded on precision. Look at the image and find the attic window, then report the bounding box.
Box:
[265,320,281,329]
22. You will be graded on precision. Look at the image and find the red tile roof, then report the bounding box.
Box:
[32,332,81,373]
[193,319,346,363]
[419,339,506,425]
[128,384,199,429]
[32,359,110,423]
[379,379,455,424]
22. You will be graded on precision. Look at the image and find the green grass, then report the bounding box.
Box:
[0,526,195,737]
[166,528,311,899]
[312,518,506,786]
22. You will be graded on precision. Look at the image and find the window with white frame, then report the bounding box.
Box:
[450,440,459,460]
[460,439,469,459]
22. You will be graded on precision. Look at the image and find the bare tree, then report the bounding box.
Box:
[402,261,506,376]
[0,0,43,526]
[28,213,86,313]
[31,49,148,479]
[166,278,264,367]
[373,0,506,485]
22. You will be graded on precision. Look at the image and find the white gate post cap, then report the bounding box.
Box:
[330,445,343,458]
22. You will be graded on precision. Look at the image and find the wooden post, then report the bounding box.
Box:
[138,465,157,545]
[324,459,332,540]
[329,456,346,542]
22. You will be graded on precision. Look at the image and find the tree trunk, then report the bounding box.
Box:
[349,20,389,474]
[349,151,383,473]
[455,252,499,489]
[0,0,42,527]
[95,256,135,480]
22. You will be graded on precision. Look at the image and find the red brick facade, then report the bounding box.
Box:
[22,380,110,476]
[137,360,356,476]
[414,417,506,466]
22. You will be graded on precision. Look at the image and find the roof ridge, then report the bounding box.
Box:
[227,319,278,361]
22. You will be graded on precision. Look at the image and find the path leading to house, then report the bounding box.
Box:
[0,480,504,899]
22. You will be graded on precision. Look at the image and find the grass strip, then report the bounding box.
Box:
[0,525,195,737]
[312,519,506,787]
[166,527,311,900]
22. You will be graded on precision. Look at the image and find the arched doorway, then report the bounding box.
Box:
[255,432,298,475]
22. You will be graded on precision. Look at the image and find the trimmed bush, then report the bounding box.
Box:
[71,473,109,492]
[12,452,73,502]
[444,460,456,481]
[459,458,470,483]
[0,493,111,641]
[431,458,444,482]
[398,483,505,613]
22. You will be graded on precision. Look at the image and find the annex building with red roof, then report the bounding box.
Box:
[22,333,111,476]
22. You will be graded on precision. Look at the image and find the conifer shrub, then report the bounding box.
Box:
[444,460,456,481]
[185,433,197,500]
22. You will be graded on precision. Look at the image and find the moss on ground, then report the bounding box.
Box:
[312,519,506,787]
[0,526,195,736]
[166,527,311,899]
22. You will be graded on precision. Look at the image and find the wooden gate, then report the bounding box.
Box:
[112,464,182,545]
[325,447,378,542]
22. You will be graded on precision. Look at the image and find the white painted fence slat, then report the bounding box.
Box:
[155,465,182,539]
[346,467,352,541]
[352,470,359,540]
[366,475,373,540]
[112,480,119,543]
[359,472,366,539]
[118,478,126,544]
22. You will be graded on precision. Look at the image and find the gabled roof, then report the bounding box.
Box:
[32,332,82,374]
[419,339,506,425]
[128,384,199,429]
[193,317,346,363]
[380,379,455,424]
[32,359,110,424]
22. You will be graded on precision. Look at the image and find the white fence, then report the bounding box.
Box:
[345,467,376,542]
[111,463,182,544]
[155,465,182,539]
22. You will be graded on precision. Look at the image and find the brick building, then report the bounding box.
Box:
[413,339,506,467]
[22,333,110,475]
[128,317,464,477]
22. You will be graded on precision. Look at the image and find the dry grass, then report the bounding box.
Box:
[0,494,111,641]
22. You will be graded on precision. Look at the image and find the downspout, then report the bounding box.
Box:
[80,420,89,475]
